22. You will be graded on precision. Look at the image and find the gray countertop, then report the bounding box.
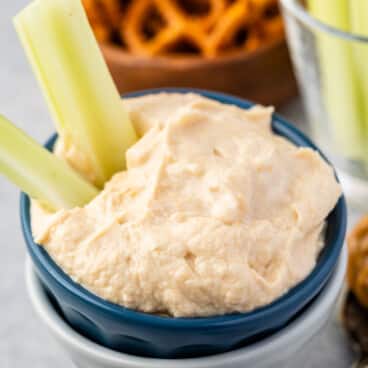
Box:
[0,1,360,367]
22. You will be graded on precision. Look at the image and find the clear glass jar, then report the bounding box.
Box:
[281,0,368,210]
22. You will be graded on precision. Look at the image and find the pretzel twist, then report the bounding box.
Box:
[82,0,113,42]
[84,0,284,58]
[100,0,124,28]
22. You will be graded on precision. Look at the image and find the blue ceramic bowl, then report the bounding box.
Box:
[21,89,347,359]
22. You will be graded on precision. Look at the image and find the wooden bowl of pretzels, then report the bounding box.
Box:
[83,0,298,106]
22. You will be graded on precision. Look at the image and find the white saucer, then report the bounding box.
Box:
[25,246,347,368]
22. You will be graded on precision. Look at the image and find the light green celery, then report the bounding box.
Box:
[0,115,98,211]
[308,0,365,160]
[349,1,368,158]
[14,0,137,188]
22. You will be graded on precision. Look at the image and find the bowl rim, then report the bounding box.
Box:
[100,38,286,69]
[25,247,347,367]
[280,0,368,44]
[21,88,347,329]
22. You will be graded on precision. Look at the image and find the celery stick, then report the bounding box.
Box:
[349,1,368,35]
[0,115,99,211]
[349,1,368,159]
[14,0,137,188]
[308,0,365,160]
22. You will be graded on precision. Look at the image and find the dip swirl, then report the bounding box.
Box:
[31,93,341,317]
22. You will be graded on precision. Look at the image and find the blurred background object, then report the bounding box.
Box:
[82,0,298,105]
[281,0,368,210]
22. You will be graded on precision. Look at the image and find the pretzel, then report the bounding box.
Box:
[348,216,368,308]
[250,0,279,15]
[100,0,124,28]
[83,0,113,42]
[83,0,284,57]
[123,0,230,57]
[205,0,252,57]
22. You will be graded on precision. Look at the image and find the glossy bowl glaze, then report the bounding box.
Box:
[21,89,347,359]
[25,248,347,368]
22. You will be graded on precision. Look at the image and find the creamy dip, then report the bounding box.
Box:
[31,93,341,317]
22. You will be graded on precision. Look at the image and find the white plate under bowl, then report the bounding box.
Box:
[25,246,347,368]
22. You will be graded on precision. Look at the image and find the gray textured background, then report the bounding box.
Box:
[0,1,359,367]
